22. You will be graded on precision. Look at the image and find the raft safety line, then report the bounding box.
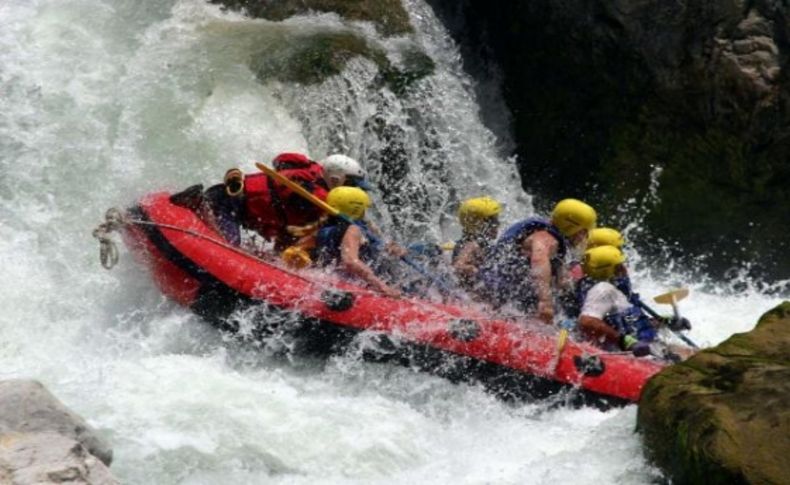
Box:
[92,208,400,301]
[92,209,524,330]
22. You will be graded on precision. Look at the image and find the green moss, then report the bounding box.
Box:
[250,31,434,93]
[638,302,790,484]
[251,32,376,84]
[380,47,436,96]
[213,0,413,36]
[757,301,790,324]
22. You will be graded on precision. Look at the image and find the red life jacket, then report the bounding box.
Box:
[240,154,326,240]
[241,173,285,240]
[272,152,327,201]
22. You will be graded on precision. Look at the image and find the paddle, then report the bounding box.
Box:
[255,162,456,295]
[637,288,698,349]
[654,288,689,315]
[549,329,569,375]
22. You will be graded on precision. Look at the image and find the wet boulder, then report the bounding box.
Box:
[637,302,790,484]
[212,0,434,93]
[0,432,118,485]
[0,380,113,466]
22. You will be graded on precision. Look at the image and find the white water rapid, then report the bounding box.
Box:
[1,1,787,483]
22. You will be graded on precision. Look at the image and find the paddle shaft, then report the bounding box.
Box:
[550,329,569,375]
[255,162,455,294]
[637,299,699,349]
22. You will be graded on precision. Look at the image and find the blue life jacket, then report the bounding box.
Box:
[611,273,650,310]
[315,217,380,268]
[576,277,656,342]
[613,275,633,298]
[478,218,569,308]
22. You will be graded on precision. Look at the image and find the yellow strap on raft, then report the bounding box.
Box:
[281,246,312,269]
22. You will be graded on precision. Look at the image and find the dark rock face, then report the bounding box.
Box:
[637,302,790,484]
[426,0,790,280]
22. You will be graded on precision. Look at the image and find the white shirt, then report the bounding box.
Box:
[580,281,631,319]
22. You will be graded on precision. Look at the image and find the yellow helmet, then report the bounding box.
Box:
[326,186,371,220]
[458,196,502,233]
[588,227,624,249]
[551,199,597,237]
[582,245,626,280]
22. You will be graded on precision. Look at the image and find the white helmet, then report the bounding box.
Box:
[320,154,369,189]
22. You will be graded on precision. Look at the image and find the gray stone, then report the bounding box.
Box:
[0,380,112,466]
[0,432,118,485]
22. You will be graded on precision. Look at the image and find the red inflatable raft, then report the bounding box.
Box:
[118,191,667,407]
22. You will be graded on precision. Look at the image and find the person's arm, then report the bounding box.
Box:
[340,225,400,298]
[579,282,631,347]
[578,315,620,346]
[452,241,481,280]
[362,220,407,257]
[527,232,558,324]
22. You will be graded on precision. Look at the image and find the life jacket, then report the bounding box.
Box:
[240,173,322,241]
[272,152,328,201]
[613,274,633,298]
[479,218,569,307]
[576,277,656,342]
[314,217,380,268]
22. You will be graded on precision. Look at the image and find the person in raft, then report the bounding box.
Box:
[318,154,371,191]
[565,227,691,331]
[576,245,662,356]
[562,227,630,318]
[451,196,502,296]
[200,152,371,251]
[479,198,597,324]
[313,186,402,298]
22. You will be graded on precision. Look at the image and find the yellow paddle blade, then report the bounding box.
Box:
[653,288,689,305]
[556,329,569,351]
[440,242,456,251]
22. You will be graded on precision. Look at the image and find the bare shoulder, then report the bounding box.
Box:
[525,230,559,251]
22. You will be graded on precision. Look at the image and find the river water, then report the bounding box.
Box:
[1,1,787,483]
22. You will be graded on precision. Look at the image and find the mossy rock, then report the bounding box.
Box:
[251,31,381,85]
[249,31,434,93]
[212,0,413,37]
[637,302,790,484]
[380,46,436,96]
